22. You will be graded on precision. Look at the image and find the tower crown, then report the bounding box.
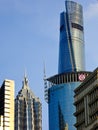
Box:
[22,71,29,89]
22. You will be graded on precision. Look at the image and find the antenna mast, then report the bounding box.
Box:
[43,62,48,103]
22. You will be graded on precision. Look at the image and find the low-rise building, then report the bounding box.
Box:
[0,79,14,130]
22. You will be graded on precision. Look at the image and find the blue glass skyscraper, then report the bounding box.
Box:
[58,1,85,74]
[44,1,91,130]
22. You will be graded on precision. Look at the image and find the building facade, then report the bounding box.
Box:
[44,1,89,130]
[58,1,85,74]
[46,72,91,130]
[0,115,3,130]
[0,79,14,130]
[74,68,98,130]
[15,75,42,130]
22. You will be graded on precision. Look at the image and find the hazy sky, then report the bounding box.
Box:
[0,0,98,130]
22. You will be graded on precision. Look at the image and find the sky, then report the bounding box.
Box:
[0,0,98,130]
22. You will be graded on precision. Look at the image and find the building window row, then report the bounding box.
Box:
[88,87,98,104]
[76,111,85,124]
[76,99,84,112]
[72,22,83,31]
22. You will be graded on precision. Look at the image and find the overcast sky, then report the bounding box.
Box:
[0,0,98,130]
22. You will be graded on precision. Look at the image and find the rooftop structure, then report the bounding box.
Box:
[15,74,42,130]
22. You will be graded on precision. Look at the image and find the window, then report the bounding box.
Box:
[72,23,83,31]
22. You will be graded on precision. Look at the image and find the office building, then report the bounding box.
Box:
[15,74,42,130]
[46,71,91,130]
[44,1,91,130]
[58,0,85,74]
[74,68,98,130]
[0,79,14,130]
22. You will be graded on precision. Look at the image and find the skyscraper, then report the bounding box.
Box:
[46,71,91,130]
[44,1,91,130]
[15,75,42,130]
[58,0,85,74]
[0,79,14,130]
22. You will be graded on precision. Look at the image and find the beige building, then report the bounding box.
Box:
[0,115,3,130]
[74,68,98,130]
[64,123,68,130]
[0,79,14,130]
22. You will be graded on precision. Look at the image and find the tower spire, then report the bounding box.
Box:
[22,69,29,89]
[43,62,48,102]
[43,61,46,80]
[24,68,27,79]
